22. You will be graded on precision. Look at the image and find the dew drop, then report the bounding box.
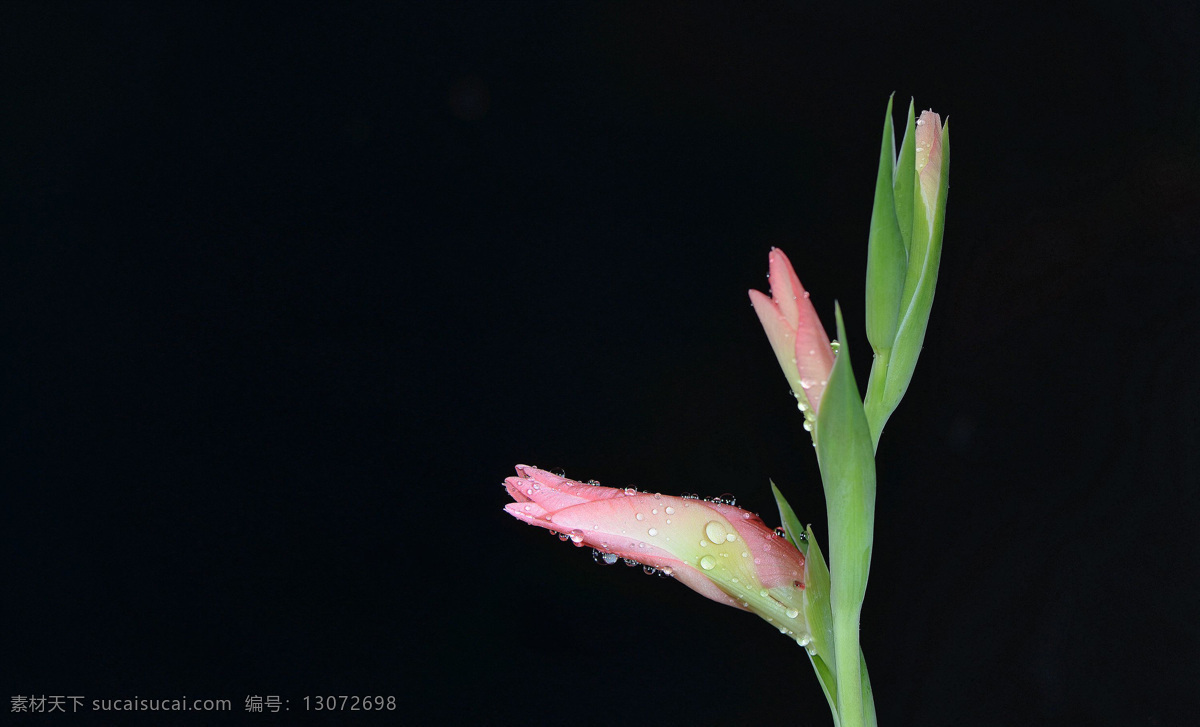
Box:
[593,550,619,566]
[643,565,657,576]
[699,555,716,570]
[624,487,637,496]
[704,520,728,544]
[786,608,799,619]
[725,533,737,543]
[651,508,658,515]
[647,528,658,537]
[665,506,675,515]
[569,530,585,546]
[635,513,645,521]
[803,421,813,432]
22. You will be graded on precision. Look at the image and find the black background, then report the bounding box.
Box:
[5,3,1198,725]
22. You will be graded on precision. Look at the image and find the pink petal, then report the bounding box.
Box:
[506,465,624,512]
[767,248,804,329]
[503,501,555,528]
[793,321,834,414]
[711,503,806,590]
[670,565,749,609]
[749,288,796,373]
[916,110,943,212]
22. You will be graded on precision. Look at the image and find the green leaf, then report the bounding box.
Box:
[892,99,917,256]
[770,480,807,555]
[861,649,878,727]
[815,303,877,727]
[864,94,907,354]
[770,484,840,725]
[802,524,838,722]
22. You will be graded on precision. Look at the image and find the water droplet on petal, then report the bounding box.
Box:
[569,530,585,546]
[624,487,637,496]
[665,506,675,515]
[786,608,799,619]
[647,528,658,537]
[635,513,645,521]
[593,550,619,566]
[704,521,728,544]
[699,555,716,570]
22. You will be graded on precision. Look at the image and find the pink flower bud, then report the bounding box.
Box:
[504,465,810,642]
[915,110,943,225]
[748,248,835,416]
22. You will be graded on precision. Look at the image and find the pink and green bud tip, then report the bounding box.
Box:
[748,248,835,429]
[504,465,812,646]
[915,110,944,235]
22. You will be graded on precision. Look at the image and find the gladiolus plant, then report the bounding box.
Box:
[503,96,949,727]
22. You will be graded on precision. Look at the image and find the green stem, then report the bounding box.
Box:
[833,611,864,727]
